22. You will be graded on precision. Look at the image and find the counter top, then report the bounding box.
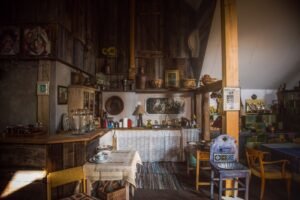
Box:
[0,127,201,145]
[0,129,110,144]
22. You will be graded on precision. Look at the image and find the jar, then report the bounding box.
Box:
[122,79,128,91]
[136,66,147,89]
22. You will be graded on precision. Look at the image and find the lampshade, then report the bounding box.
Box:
[132,105,145,115]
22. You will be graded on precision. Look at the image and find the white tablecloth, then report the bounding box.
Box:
[84,150,142,187]
[115,129,200,162]
[115,130,181,162]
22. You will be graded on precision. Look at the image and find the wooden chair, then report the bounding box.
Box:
[293,137,300,144]
[245,148,291,200]
[47,166,97,200]
[195,150,211,190]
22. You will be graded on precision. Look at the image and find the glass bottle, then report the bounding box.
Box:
[136,66,147,89]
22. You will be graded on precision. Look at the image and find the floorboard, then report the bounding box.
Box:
[133,162,299,200]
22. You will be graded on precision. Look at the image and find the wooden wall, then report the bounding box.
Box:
[96,0,216,86]
[0,0,101,75]
[0,0,216,131]
[0,0,216,82]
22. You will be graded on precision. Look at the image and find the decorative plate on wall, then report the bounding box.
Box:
[105,96,124,115]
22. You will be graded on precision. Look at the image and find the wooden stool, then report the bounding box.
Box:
[196,150,211,190]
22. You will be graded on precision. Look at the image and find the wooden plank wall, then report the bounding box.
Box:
[0,0,216,82]
[0,0,100,76]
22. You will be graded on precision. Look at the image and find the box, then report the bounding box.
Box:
[98,187,126,200]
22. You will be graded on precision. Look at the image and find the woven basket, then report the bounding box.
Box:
[98,187,126,200]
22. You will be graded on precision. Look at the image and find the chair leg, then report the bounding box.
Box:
[260,178,265,200]
[187,156,190,175]
[286,178,291,200]
[196,160,200,190]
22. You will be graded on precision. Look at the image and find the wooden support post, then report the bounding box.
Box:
[37,60,51,134]
[221,0,239,196]
[129,0,136,80]
[202,92,210,141]
[221,0,239,149]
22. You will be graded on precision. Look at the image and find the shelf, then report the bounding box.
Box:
[135,88,195,93]
[101,88,195,93]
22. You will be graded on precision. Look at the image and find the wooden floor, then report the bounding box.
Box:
[133,162,299,200]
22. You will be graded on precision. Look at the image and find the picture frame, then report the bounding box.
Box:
[165,69,180,88]
[146,97,185,114]
[57,85,68,105]
[37,81,49,95]
[0,26,20,55]
[223,87,240,111]
[23,25,51,56]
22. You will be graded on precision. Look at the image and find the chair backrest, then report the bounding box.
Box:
[210,134,237,163]
[293,137,300,144]
[197,150,210,161]
[47,166,86,200]
[245,148,265,172]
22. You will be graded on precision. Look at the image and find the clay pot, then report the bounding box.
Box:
[201,74,217,85]
[151,79,163,88]
[183,79,196,89]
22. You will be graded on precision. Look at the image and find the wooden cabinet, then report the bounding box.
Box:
[0,134,101,200]
[68,85,96,115]
[282,90,300,131]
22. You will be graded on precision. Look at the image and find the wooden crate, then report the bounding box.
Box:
[98,187,126,200]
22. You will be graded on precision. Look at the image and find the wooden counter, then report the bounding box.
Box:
[0,129,112,199]
[0,129,109,144]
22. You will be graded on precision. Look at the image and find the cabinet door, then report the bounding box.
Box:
[89,92,95,115]
[83,91,89,109]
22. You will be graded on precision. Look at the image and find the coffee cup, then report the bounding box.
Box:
[95,152,105,161]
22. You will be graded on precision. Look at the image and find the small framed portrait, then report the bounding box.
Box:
[37,81,49,95]
[0,26,20,55]
[57,86,68,105]
[165,69,180,88]
[23,26,51,56]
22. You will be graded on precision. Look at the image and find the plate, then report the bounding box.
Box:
[105,96,124,115]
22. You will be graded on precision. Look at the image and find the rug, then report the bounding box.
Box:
[136,162,183,190]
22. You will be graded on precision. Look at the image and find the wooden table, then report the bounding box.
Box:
[261,143,300,174]
[84,150,142,200]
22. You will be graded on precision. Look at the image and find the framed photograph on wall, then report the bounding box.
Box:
[23,25,52,56]
[146,97,185,114]
[57,86,68,104]
[165,69,179,88]
[0,26,20,55]
[223,87,240,111]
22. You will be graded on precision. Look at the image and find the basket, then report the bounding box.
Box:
[98,187,126,200]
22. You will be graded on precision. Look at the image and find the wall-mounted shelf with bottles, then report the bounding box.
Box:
[282,89,300,131]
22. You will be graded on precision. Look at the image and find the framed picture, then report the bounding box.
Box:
[37,81,49,95]
[23,26,51,56]
[146,97,185,114]
[223,87,240,111]
[165,69,180,88]
[57,86,68,105]
[0,26,20,55]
